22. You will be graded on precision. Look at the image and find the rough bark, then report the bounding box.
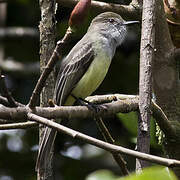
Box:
[153,0,180,177]
[136,0,155,170]
[38,0,56,179]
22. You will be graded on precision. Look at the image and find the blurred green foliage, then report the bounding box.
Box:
[86,166,177,180]
[117,112,159,147]
[122,166,177,180]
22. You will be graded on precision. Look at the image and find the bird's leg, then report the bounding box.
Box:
[71,94,107,113]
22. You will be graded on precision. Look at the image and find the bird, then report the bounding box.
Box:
[36,11,138,175]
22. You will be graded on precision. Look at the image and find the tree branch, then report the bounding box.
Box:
[56,0,142,20]
[0,95,24,107]
[0,75,17,107]
[87,94,176,138]
[37,0,57,178]
[137,0,156,170]
[151,101,176,138]
[153,0,180,176]
[0,94,176,139]
[94,117,129,175]
[86,94,138,104]
[0,96,11,107]
[1,97,139,121]
[27,112,180,167]
[28,27,74,108]
[0,121,37,129]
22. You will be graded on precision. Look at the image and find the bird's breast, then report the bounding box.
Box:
[65,50,111,105]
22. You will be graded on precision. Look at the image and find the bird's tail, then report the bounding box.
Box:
[35,126,57,176]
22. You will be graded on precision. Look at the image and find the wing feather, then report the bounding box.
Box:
[54,42,95,105]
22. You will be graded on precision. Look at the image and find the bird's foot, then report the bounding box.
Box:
[79,97,107,113]
[71,94,107,113]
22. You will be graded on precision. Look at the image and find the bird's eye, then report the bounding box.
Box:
[108,18,115,23]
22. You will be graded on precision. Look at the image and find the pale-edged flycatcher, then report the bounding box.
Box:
[36,11,138,175]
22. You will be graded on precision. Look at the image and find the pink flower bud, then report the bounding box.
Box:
[69,0,91,28]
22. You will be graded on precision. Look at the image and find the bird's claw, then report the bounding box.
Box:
[73,95,107,113]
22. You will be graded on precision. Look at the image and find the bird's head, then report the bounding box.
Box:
[88,12,139,46]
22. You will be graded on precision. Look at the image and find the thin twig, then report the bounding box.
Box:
[28,27,74,108]
[86,94,138,104]
[0,95,24,107]
[0,75,17,107]
[0,96,10,106]
[0,121,37,129]
[27,112,180,167]
[94,117,129,175]
[151,101,176,138]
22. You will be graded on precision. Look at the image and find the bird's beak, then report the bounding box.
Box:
[123,21,139,25]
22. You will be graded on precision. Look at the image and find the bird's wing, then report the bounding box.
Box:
[55,42,95,105]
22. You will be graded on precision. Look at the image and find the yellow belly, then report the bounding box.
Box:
[64,52,111,105]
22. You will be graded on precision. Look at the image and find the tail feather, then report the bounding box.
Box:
[36,127,57,175]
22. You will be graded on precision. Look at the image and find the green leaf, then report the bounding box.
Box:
[86,167,177,180]
[117,112,158,147]
[118,166,177,180]
[117,112,138,136]
[86,169,117,180]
